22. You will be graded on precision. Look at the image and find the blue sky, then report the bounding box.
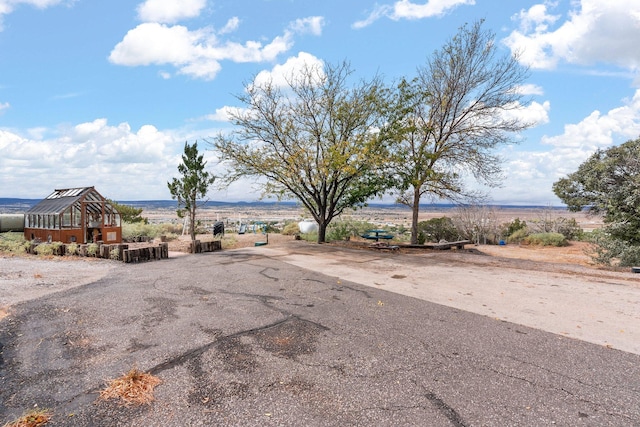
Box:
[1,0,639,205]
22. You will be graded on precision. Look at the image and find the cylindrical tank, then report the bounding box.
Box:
[298,220,318,234]
[0,214,25,232]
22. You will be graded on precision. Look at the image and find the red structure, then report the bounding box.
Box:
[24,187,122,244]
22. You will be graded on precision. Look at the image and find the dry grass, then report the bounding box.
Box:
[3,408,52,427]
[99,368,161,406]
[477,241,595,266]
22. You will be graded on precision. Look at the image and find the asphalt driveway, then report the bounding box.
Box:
[1,246,639,426]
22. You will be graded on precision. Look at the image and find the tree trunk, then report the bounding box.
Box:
[190,207,197,253]
[317,222,327,244]
[410,188,421,244]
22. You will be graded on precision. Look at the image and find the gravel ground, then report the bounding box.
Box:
[1,242,638,426]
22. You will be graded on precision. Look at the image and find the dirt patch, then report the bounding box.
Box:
[475,241,596,267]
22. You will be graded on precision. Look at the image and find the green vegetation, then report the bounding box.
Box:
[109,247,120,260]
[281,222,300,236]
[326,219,377,241]
[0,232,28,254]
[588,230,640,267]
[503,215,582,244]
[212,61,392,243]
[108,200,147,223]
[553,137,640,266]
[121,222,180,242]
[523,232,568,247]
[505,218,527,237]
[66,242,79,256]
[167,141,216,249]
[213,21,532,245]
[507,227,529,244]
[34,243,54,256]
[87,243,99,257]
[417,217,459,244]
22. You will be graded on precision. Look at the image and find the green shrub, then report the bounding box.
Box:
[528,214,583,240]
[418,217,459,243]
[299,231,318,242]
[263,221,281,233]
[554,217,583,240]
[66,242,79,256]
[34,243,54,256]
[109,247,120,260]
[0,232,27,254]
[158,223,182,236]
[281,222,300,236]
[326,219,376,241]
[505,218,527,236]
[122,222,162,241]
[108,200,148,223]
[87,243,99,257]
[50,241,63,255]
[507,227,530,243]
[523,232,567,247]
[587,230,640,267]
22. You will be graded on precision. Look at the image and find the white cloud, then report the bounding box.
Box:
[0,118,258,200]
[109,17,324,80]
[0,0,63,14]
[392,0,475,19]
[136,0,206,24]
[0,0,65,30]
[252,52,324,88]
[541,93,640,150]
[505,1,640,70]
[109,23,201,66]
[204,106,247,122]
[502,100,550,127]
[512,2,559,34]
[492,89,640,204]
[289,16,324,36]
[201,53,324,122]
[353,0,474,28]
[219,17,239,35]
[514,83,544,96]
[0,101,9,113]
[0,119,186,199]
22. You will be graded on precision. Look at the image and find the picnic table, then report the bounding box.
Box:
[361,229,394,242]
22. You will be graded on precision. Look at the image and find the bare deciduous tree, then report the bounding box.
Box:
[452,204,500,245]
[389,20,532,244]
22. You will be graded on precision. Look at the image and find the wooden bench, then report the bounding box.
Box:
[369,241,399,251]
[424,240,472,250]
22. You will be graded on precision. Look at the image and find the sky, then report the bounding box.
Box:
[1,0,639,206]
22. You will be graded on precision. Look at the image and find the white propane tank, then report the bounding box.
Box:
[298,220,318,234]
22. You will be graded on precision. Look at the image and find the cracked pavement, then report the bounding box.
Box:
[1,243,639,426]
